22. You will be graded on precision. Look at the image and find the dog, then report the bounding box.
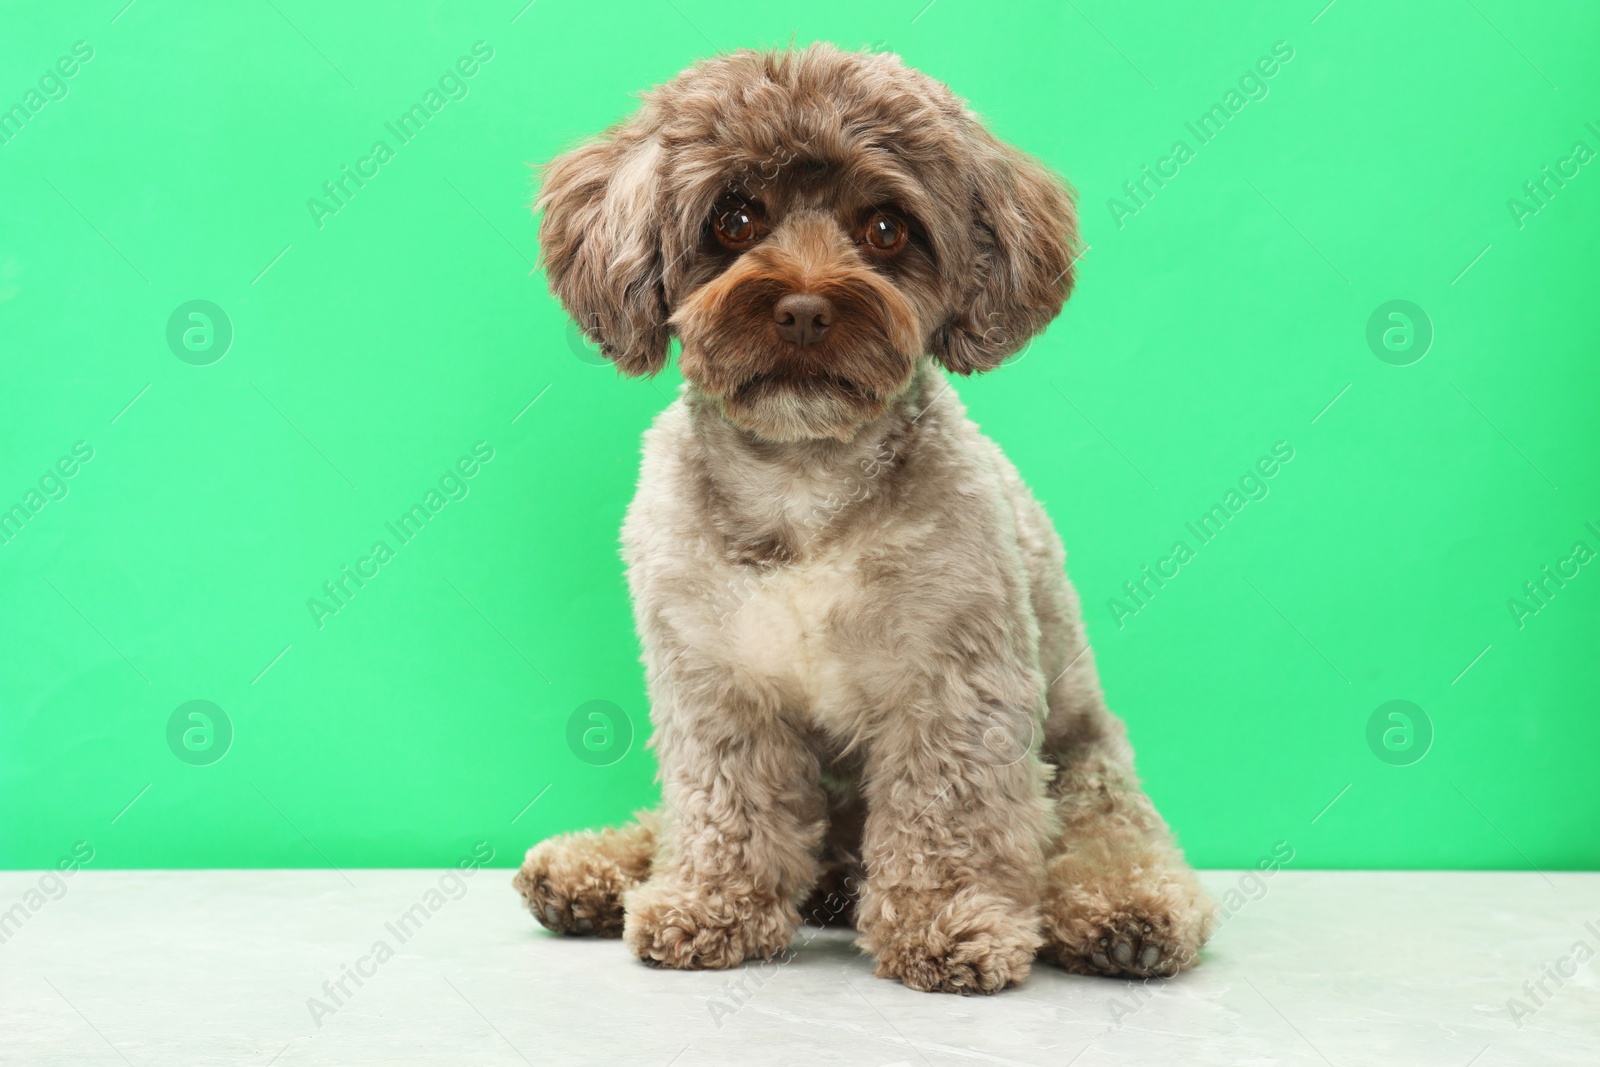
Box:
[514,43,1213,994]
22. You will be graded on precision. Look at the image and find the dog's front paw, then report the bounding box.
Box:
[514,824,653,938]
[623,878,795,969]
[859,887,1040,994]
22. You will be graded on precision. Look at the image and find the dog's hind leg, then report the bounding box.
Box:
[1033,591,1213,977]
[1038,735,1213,978]
[514,812,658,937]
[1009,478,1213,978]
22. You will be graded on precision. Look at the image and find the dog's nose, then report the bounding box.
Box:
[773,293,834,346]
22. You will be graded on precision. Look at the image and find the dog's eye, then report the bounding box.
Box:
[713,205,762,248]
[861,212,907,254]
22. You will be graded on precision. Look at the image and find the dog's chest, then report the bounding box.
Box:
[718,546,862,721]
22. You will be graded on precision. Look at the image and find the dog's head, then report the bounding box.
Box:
[536,44,1078,441]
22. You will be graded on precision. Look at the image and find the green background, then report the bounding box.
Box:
[2,0,1596,873]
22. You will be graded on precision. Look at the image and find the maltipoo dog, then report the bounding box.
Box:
[515,43,1212,994]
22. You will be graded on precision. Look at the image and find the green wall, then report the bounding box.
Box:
[2,0,1596,872]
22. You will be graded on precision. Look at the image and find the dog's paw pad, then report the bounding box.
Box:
[1046,912,1193,979]
[513,845,631,938]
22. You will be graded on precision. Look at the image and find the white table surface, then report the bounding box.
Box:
[0,869,1595,1065]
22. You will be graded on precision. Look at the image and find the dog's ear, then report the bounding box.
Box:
[932,139,1079,374]
[536,128,670,376]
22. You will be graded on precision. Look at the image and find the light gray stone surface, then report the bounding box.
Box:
[0,869,1595,1065]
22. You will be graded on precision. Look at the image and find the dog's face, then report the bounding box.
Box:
[536,44,1079,441]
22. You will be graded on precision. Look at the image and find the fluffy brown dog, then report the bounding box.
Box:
[515,43,1212,994]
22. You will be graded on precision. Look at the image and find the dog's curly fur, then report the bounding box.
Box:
[515,43,1213,993]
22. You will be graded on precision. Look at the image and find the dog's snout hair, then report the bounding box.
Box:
[671,222,923,438]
